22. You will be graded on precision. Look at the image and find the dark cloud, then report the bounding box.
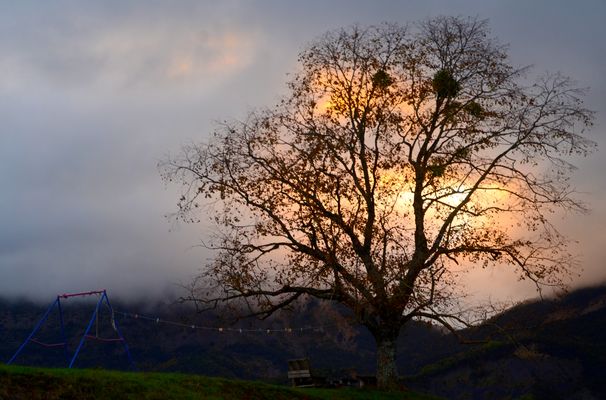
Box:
[1,1,604,302]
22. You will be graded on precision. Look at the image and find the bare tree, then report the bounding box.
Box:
[161,17,594,389]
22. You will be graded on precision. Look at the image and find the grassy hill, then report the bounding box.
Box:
[0,364,441,400]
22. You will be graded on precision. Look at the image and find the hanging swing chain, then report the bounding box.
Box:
[95,300,100,338]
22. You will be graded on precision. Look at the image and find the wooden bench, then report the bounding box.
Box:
[287,358,323,387]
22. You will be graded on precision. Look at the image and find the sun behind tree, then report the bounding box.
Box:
[161,16,595,390]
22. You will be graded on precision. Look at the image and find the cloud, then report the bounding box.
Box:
[86,26,257,90]
[0,1,605,303]
[0,3,259,92]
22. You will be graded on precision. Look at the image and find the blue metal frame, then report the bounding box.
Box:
[7,297,60,365]
[7,290,135,370]
[68,293,105,368]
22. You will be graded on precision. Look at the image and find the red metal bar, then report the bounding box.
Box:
[58,290,105,299]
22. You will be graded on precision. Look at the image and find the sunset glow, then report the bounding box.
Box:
[2,3,605,397]
[0,1,603,305]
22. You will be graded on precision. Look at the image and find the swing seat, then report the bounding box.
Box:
[29,338,66,348]
[85,335,124,342]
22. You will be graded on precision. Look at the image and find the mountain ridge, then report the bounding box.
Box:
[2,284,605,399]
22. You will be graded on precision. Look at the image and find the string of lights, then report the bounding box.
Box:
[113,310,336,334]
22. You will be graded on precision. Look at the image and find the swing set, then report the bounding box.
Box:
[7,289,135,369]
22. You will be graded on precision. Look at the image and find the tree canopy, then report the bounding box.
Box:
[161,16,595,389]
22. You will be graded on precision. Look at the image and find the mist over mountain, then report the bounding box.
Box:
[1,1,605,307]
[0,295,450,379]
[2,284,605,399]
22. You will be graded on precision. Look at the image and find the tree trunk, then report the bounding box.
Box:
[375,333,399,390]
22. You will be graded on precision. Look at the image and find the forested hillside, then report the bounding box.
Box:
[2,284,605,399]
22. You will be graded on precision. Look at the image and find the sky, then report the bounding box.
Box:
[1,0,605,303]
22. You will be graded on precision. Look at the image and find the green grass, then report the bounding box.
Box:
[0,364,441,400]
[411,340,509,378]
[301,387,441,399]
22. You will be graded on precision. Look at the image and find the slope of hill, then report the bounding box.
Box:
[406,285,606,399]
[0,365,440,400]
